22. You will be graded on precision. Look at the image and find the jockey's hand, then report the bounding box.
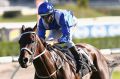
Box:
[46,39,59,46]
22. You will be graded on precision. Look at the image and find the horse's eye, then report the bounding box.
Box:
[31,40,35,43]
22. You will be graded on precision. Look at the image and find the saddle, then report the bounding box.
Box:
[50,44,94,77]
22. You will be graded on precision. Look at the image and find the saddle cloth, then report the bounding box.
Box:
[52,45,92,77]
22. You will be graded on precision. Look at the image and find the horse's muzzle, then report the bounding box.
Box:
[18,57,28,68]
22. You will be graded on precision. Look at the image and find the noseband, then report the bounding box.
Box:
[20,32,46,60]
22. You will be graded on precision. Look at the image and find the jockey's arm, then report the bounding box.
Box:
[37,23,46,39]
[58,13,70,44]
[46,13,70,46]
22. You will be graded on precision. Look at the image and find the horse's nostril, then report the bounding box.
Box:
[23,58,28,64]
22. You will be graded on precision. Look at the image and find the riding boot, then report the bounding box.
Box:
[69,46,82,73]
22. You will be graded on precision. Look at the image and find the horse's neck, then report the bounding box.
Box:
[38,41,45,52]
[36,36,45,53]
[34,38,57,77]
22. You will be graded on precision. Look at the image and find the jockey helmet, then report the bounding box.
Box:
[38,2,54,24]
[38,2,54,16]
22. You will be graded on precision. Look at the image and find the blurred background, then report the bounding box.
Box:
[0,0,120,79]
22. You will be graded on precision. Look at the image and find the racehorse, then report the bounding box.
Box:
[18,25,111,79]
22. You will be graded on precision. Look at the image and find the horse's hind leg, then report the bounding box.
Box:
[93,52,110,79]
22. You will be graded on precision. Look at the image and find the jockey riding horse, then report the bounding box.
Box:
[37,2,96,73]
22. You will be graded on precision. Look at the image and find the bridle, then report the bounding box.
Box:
[19,31,63,79]
[20,31,47,61]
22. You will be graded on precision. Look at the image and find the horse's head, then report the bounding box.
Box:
[18,25,37,68]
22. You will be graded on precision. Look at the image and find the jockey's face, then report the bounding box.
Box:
[41,13,54,24]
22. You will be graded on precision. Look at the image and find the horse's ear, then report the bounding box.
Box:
[21,25,25,33]
[33,23,37,32]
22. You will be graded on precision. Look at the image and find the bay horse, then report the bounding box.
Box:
[18,25,111,79]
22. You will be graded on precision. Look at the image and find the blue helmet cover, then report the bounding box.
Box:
[38,2,54,16]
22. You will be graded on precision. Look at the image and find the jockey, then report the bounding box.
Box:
[37,2,96,73]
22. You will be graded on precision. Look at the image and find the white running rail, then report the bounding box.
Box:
[0,48,120,63]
